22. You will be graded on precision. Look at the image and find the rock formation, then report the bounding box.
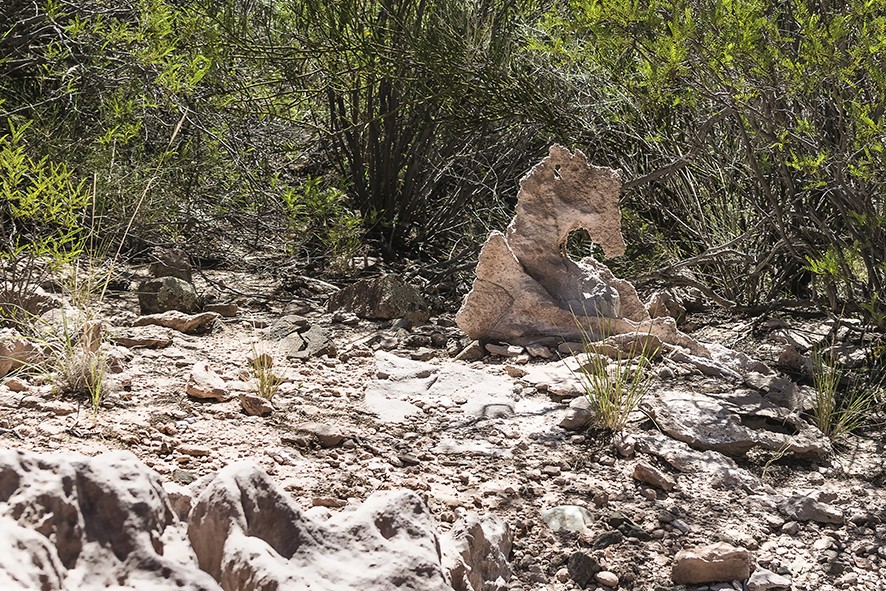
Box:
[0,448,512,591]
[456,145,696,350]
[0,448,218,590]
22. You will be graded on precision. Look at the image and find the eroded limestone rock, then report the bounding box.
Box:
[187,462,453,591]
[455,145,702,353]
[0,449,219,590]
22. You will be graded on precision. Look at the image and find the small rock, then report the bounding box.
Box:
[133,311,219,334]
[632,461,676,491]
[456,341,486,361]
[311,497,347,508]
[398,453,422,466]
[592,530,623,550]
[779,493,844,524]
[186,361,228,400]
[148,247,193,282]
[295,422,345,448]
[526,344,552,359]
[504,365,526,378]
[40,400,78,416]
[178,444,211,457]
[239,393,273,417]
[595,570,619,588]
[541,465,561,477]
[567,552,602,588]
[781,521,800,535]
[3,377,29,392]
[613,432,635,457]
[542,505,594,535]
[747,567,791,591]
[555,567,569,583]
[671,542,752,585]
[110,325,174,349]
[204,303,239,317]
[485,343,524,357]
[559,396,594,430]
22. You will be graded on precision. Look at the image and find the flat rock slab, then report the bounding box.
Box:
[671,542,752,585]
[645,386,831,458]
[109,325,174,349]
[262,316,334,359]
[365,351,517,423]
[133,311,220,334]
[520,357,585,398]
[633,431,765,494]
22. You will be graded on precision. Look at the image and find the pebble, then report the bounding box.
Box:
[595,570,619,588]
[177,444,211,457]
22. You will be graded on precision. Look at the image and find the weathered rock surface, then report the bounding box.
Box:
[365,351,516,423]
[542,505,595,536]
[328,274,429,325]
[0,448,219,590]
[133,311,220,334]
[138,276,199,315]
[0,328,37,378]
[632,461,677,491]
[109,324,175,348]
[148,247,194,283]
[188,462,453,591]
[645,385,831,458]
[262,315,334,359]
[186,361,228,400]
[671,542,752,584]
[779,492,844,524]
[441,513,513,591]
[239,393,274,417]
[559,396,594,430]
[633,431,766,494]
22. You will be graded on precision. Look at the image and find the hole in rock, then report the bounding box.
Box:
[738,414,799,435]
[563,228,605,262]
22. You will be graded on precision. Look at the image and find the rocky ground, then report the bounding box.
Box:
[1,260,885,591]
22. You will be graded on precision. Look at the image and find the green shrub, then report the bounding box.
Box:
[0,121,90,323]
[531,0,886,317]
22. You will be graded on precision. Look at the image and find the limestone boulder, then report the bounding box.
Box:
[187,462,453,591]
[138,276,199,315]
[328,274,430,325]
[0,449,220,590]
[671,542,752,585]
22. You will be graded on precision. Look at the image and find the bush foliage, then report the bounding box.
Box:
[2,0,884,321]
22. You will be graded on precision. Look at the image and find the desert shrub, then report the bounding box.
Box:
[531,0,886,319]
[810,341,883,441]
[207,0,569,260]
[0,121,90,323]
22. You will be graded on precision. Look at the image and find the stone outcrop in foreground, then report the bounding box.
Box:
[456,145,697,350]
[0,448,510,591]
